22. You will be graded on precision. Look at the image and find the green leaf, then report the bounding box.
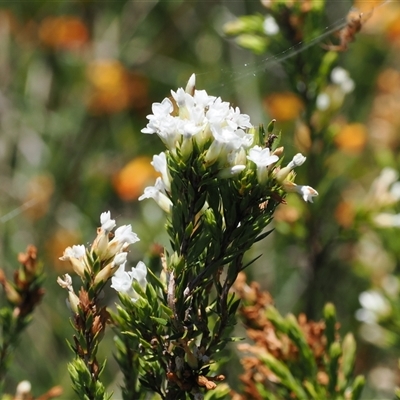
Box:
[150,316,168,326]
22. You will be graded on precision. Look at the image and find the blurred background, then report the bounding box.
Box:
[0,0,400,398]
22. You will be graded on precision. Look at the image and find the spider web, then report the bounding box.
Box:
[198,0,392,93]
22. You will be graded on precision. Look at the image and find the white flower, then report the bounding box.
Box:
[139,177,173,213]
[247,145,279,184]
[316,93,330,111]
[276,153,306,182]
[331,67,355,94]
[130,261,147,288]
[59,245,87,277]
[111,261,148,302]
[263,15,279,35]
[356,290,391,323]
[113,252,128,267]
[100,211,116,233]
[287,153,306,169]
[112,225,140,248]
[296,185,319,203]
[110,262,133,293]
[367,167,400,208]
[151,152,171,191]
[59,244,86,261]
[283,182,318,202]
[142,74,253,157]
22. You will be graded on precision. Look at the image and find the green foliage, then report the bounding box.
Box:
[0,247,44,395]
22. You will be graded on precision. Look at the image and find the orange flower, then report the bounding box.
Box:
[335,201,355,228]
[334,123,367,153]
[263,92,304,121]
[38,16,89,49]
[86,60,148,114]
[113,156,159,201]
[387,15,400,44]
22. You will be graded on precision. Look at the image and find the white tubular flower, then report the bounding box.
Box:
[331,67,355,94]
[356,290,391,324]
[367,167,400,208]
[276,153,307,182]
[100,211,116,232]
[283,181,318,203]
[110,262,133,293]
[151,152,171,191]
[263,15,279,35]
[109,224,140,253]
[130,261,147,288]
[57,274,80,313]
[57,273,73,290]
[111,261,148,302]
[297,185,319,203]
[92,211,116,258]
[139,177,173,213]
[59,245,87,278]
[113,252,128,267]
[247,145,279,184]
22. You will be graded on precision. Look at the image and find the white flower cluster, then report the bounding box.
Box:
[139,74,318,208]
[58,211,147,305]
[142,74,253,169]
[355,275,399,346]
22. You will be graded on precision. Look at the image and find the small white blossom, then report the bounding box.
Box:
[59,244,86,261]
[113,252,128,267]
[59,245,87,277]
[297,185,319,203]
[283,182,318,202]
[110,262,133,294]
[111,261,148,302]
[151,152,171,191]
[263,15,279,35]
[139,177,173,213]
[130,261,147,288]
[276,153,306,182]
[100,211,116,233]
[356,290,391,324]
[331,67,355,94]
[247,145,279,184]
[316,93,330,111]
